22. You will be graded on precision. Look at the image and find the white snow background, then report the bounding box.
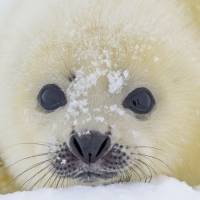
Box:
[1,177,200,200]
[1,0,200,199]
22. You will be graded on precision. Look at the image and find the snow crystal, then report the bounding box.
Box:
[123,70,129,79]
[56,156,61,161]
[95,117,105,123]
[109,104,125,116]
[77,129,91,137]
[60,159,67,165]
[1,177,200,200]
[107,70,129,94]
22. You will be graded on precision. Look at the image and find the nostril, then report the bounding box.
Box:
[71,136,84,158]
[96,137,110,158]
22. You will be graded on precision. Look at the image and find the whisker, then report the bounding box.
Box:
[29,166,54,190]
[133,162,147,182]
[55,175,62,189]
[22,163,52,190]
[134,146,163,152]
[0,142,56,156]
[130,151,171,173]
[102,161,139,183]
[129,160,146,182]
[123,168,134,182]
[127,165,141,182]
[120,169,131,183]
[135,159,153,183]
[15,142,54,147]
[50,173,60,188]
[101,164,129,182]
[61,176,66,188]
[137,158,157,176]
[42,169,57,188]
[135,160,151,182]
[1,153,51,171]
[118,168,131,183]
[136,153,171,172]
[6,159,51,189]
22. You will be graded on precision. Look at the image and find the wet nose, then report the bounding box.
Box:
[69,130,111,164]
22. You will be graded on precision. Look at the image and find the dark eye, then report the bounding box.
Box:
[38,84,67,111]
[122,87,155,114]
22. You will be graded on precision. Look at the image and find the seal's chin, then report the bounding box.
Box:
[74,171,117,183]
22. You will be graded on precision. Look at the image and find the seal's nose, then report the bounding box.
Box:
[69,131,111,164]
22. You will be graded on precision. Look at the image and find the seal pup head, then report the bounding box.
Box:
[1,0,200,191]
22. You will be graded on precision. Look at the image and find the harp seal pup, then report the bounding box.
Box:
[0,0,200,193]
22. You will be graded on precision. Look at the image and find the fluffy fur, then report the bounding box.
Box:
[0,0,200,193]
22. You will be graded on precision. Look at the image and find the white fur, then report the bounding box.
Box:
[1,0,200,191]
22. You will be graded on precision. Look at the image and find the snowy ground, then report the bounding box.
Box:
[0,177,200,200]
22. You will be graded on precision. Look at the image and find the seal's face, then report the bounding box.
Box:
[1,0,200,190]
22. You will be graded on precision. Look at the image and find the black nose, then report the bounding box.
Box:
[69,131,111,164]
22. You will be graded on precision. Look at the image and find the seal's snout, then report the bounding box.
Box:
[69,131,111,164]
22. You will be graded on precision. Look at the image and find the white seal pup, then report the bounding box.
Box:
[1,0,200,193]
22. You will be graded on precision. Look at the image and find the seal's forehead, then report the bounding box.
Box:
[25,26,165,74]
[12,26,188,100]
[6,3,194,92]
[30,34,180,90]
[2,0,198,85]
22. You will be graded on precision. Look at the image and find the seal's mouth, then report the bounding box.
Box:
[74,171,117,183]
[50,141,131,184]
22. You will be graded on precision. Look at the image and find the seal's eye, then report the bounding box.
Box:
[122,87,155,114]
[38,84,67,111]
